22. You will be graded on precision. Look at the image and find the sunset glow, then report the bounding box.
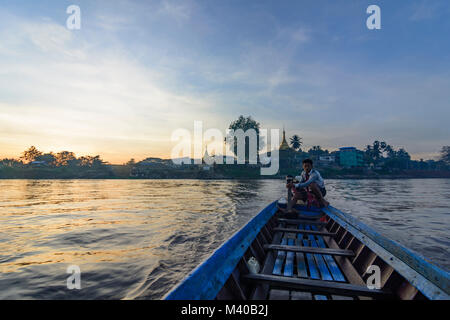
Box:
[1,1,449,163]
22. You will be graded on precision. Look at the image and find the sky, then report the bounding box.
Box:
[0,0,449,163]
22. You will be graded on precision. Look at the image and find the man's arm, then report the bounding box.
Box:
[294,172,318,188]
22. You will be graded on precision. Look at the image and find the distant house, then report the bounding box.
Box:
[339,147,364,168]
[139,157,176,168]
[30,161,48,167]
[319,155,336,163]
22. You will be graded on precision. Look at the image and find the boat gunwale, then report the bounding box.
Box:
[323,206,449,300]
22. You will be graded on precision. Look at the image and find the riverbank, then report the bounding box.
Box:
[2,163,450,180]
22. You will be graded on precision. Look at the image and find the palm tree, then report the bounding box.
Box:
[384,145,395,158]
[440,146,450,165]
[289,135,302,151]
[372,141,382,161]
[309,146,323,155]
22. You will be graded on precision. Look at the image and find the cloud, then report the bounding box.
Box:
[409,1,443,21]
[157,0,192,24]
[0,1,449,162]
[0,12,216,162]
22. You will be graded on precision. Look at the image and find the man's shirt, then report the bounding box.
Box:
[294,169,325,189]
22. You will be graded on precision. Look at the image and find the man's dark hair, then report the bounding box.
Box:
[303,158,313,165]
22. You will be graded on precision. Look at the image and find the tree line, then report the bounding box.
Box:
[226,115,450,171]
[0,146,108,169]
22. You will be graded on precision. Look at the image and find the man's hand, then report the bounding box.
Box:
[286,182,294,189]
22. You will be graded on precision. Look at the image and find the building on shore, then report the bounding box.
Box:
[318,155,337,167]
[338,147,364,168]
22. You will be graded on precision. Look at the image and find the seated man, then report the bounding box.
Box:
[286,158,330,210]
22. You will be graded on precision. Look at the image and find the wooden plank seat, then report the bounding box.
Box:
[277,218,327,226]
[264,244,355,257]
[243,274,392,298]
[273,227,337,237]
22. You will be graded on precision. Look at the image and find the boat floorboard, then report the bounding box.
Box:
[264,217,355,300]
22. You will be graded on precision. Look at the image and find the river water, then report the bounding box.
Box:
[0,179,448,299]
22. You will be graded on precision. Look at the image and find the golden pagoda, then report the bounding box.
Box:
[279,128,290,150]
[202,145,215,165]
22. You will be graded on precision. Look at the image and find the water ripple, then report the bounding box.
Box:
[0,179,448,299]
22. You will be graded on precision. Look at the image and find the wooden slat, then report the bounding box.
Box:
[311,226,347,282]
[303,239,320,279]
[331,295,354,300]
[250,229,283,300]
[269,289,289,300]
[262,225,272,243]
[243,274,392,298]
[321,232,372,300]
[278,218,327,225]
[248,243,263,266]
[295,232,308,279]
[353,246,378,276]
[305,225,333,281]
[229,270,247,300]
[336,227,346,243]
[397,281,419,300]
[330,222,340,233]
[328,220,336,231]
[252,237,266,261]
[314,295,328,300]
[257,232,268,247]
[283,238,295,277]
[272,238,287,275]
[215,282,235,300]
[310,238,334,281]
[339,232,354,248]
[273,227,336,237]
[264,244,356,257]
[376,258,395,288]
[291,291,313,300]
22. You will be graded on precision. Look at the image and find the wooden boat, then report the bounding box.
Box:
[164,200,449,300]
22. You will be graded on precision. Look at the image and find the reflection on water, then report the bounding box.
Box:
[0,179,280,299]
[0,179,448,299]
[326,179,450,272]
